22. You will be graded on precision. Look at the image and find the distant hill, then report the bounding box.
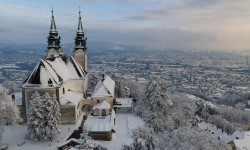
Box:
[0,41,183,56]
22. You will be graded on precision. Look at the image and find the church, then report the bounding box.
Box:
[20,11,133,141]
[21,10,88,124]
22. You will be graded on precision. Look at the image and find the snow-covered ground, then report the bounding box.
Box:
[186,94,216,108]
[97,113,144,150]
[2,124,76,150]
[199,121,250,143]
[2,114,144,150]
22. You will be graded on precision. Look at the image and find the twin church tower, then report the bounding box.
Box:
[21,10,89,123]
[47,10,88,73]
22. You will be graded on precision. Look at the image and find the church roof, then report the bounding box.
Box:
[92,75,115,97]
[60,90,83,105]
[22,54,85,88]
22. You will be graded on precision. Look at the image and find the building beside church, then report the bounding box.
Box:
[20,10,133,142]
[21,10,88,124]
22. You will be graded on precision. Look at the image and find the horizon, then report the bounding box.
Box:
[1,0,250,51]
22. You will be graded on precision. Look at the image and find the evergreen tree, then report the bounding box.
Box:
[88,73,99,93]
[75,130,107,150]
[2,81,18,94]
[27,91,46,141]
[135,77,173,132]
[137,77,172,117]
[46,93,61,140]
[27,92,61,141]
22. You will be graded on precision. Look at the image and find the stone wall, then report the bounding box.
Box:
[22,88,57,123]
[90,131,112,141]
[18,105,26,123]
[60,105,76,124]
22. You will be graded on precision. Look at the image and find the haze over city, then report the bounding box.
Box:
[1,0,250,51]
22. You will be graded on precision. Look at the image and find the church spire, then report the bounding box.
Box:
[50,9,57,32]
[77,11,83,33]
[74,10,87,51]
[73,10,88,73]
[46,9,61,57]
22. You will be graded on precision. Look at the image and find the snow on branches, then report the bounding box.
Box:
[112,74,144,101]
[27,91,61,141]
[131,77,231,150]
[123,127,156,150]
[135,77,173,132]
[0,85,21,140]
[75,130,107,150]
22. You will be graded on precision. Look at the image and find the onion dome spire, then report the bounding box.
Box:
[50,9,57,32]
[77,11,84,33]
[74,10,87,51]
[46,9,61,56]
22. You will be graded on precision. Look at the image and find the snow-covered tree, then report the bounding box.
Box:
[135,77,173,132]
[112,74,125,97]
[157,127,230,150]
[144,77,172,111]
[0,85,21,141]
[75,130,107,150]
[27,91,47,141]
[2,81,19,94]
[126,80,144,101]
[88,73,99,93]
[128,76,232,149]
[123,127,156,150]
[124,86,130,98]
[112,74,144,101]
[27,92,61,141]
[45,93,61,140]
[136,77,172,116]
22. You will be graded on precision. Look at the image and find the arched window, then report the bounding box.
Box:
[63,88,65,94]
[102,109,106,116]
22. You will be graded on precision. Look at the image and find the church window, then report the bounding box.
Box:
[63,87,65,94]
[102,109,106,116]
[48,79,53,87]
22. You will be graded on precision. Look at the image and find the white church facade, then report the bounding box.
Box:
[20,10,133,141]
[21,10,88,124]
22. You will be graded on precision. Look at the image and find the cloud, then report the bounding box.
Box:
[1,0,250,51]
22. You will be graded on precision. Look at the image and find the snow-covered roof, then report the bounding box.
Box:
[61,91,83,105]
[91,123,111,132]
[114,98,132,108]
[199,122,250,143]
[91,109,115,132]
[92,75,115,97]
[233,139,250,149]
[85,109,116,133]
[22,54,85,88]
[92,100,110,110]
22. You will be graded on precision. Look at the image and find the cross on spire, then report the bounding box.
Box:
[77,10,83,33]
[46,9,61,56]
[50,9,57,32]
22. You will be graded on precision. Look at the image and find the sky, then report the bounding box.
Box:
[0,0,250,51]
